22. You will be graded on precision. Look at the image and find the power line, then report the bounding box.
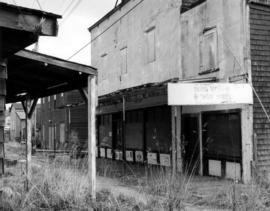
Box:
[62,0,75,15]
[60,0,82,26]
[35,0,43,11]
[67,0,145,60]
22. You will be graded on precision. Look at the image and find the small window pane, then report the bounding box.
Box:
[200,28,218,72]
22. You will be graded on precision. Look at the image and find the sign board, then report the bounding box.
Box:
[168,83,253,105]
[160,154,171,167]
[147,152,158,165]
[100,148,106,158]
[126,151,134,162]
[135,151,144,163]
[107,149,112,159]
[115,150,123,160]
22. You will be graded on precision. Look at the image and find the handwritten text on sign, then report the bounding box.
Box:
[168,83,253,105]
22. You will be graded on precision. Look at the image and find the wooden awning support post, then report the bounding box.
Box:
[88,75,97,201]
[22,97,38,191]
[172,106,182,177]
[0,58,7,176]
[78,88,88,103]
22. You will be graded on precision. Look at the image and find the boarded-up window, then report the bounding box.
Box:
[125,110,143,150]
[99,114,112,148]
[60,123,65,143]
[199,28,218,72]
[146,27,156,63]
[101,53,108,80]
[146,106,171,153]
[120,47,127,74]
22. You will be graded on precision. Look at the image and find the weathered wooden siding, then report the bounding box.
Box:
[250,3,270,171]
[40,91,87,150]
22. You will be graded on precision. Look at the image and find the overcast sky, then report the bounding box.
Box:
[0,0,116,65]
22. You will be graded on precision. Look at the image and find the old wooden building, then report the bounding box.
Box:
[35,0,270,184]
[87,0,270,184]
[39,90,87,151]
[9,103,26,142]
[0,2,61,174]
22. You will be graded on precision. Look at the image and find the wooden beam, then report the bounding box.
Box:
[0,6,59,36]
[16,50,97,75]
[88,75,97,200]
[78,88,88,103]
[23,96,38,191]
[28,98,38,118]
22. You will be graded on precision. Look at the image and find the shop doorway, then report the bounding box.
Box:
[202,111,242,179]
[182,114,200,174]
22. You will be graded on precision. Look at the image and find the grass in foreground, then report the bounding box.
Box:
[1,158,270,210]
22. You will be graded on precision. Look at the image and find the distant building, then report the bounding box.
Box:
[9,103,26,142]
[40,90,87,151]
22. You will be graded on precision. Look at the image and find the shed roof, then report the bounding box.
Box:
[6,50,97,103]
[16,111,26,120]
[0,2,61,58]
[11,103,24,111]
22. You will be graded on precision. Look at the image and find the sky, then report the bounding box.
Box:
[0,0,116,65]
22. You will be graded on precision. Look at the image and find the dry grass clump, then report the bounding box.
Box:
[2,157,270,210]
[1,159,146,211]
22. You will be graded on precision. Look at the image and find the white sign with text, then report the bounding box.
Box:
[168,83,253,105]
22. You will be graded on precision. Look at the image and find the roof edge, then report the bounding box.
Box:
[88,0,131,32]
[0,2,61,19]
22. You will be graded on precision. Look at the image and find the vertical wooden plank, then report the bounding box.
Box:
[176,106,182,173]
[0,59,6,176]
[122,96,126,162]
[88,75,97,200]
[26,98,32,191]
[171,107,176,176]
[198,113,203,176]
[241,105,253,183]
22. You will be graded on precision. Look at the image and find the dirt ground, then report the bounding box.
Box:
[0,142,249,211]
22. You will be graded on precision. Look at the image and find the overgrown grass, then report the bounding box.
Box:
[1,157,270,210]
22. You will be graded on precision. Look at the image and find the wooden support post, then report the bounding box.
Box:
[172,107,177,177]
[26,98,32,190]
[172,106,182,177]
[199,113,203,176]
[0,59,7,176]
[122,96,126,162]
[176,107,182,173]
[88,75,97,200]
[22,97,38,191]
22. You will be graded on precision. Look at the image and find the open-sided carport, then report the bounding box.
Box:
[0,2,98,200]
[6,50,98,198]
